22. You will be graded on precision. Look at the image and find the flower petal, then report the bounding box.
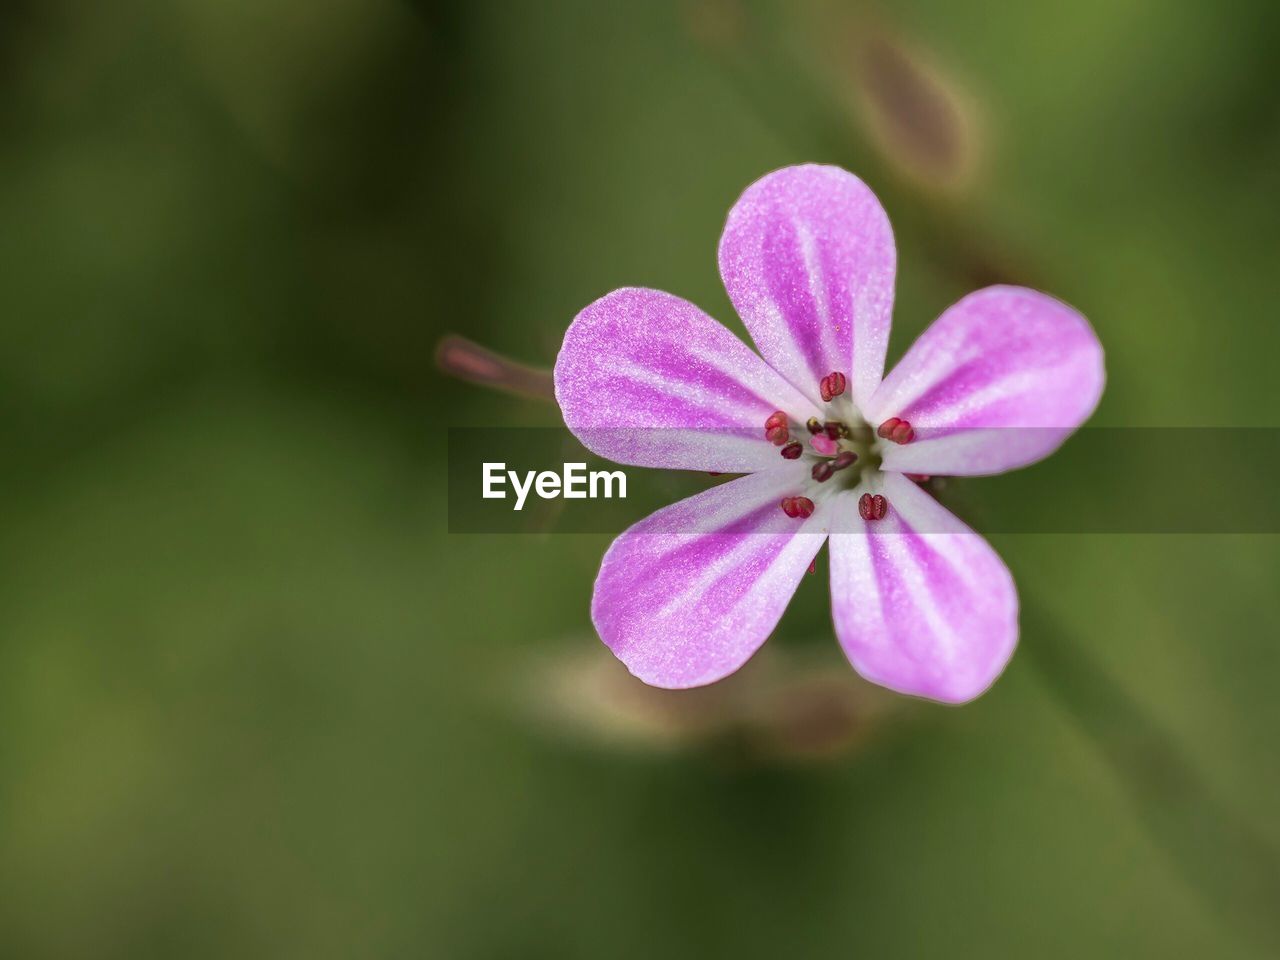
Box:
[555,287,822,472]
[592,466,829,688]
[828,473,1017,703]
[867,286,1105,476]
[718,164,897,410]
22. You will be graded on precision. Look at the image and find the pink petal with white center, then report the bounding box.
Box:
[867,286,1105,476]
[592,466,829,688]
[829,473,1017,704]
[555,287,822,472]
[718,165,897,410]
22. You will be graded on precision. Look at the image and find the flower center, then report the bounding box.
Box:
[771,371,906,518]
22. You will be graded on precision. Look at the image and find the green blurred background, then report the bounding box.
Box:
[2,0,1279,956]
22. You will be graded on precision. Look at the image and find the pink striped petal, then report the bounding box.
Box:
[592,466,829,688]
[718,165,897,410]
[829,474,1017,704]
[868,286,1105,477]
[555,288,822,472]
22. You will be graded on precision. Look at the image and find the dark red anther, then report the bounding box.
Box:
[858,493,888,521]
[877,417,914,444]
[811,461,835,482]
[708,472,722,477]
[905,473,930,483]
[806,417,823,435]
[819,371,848,402]
[823,421,843,441]
[780,440,803,460]
[832,451,858,471]
[807,557,816,575]
[780,496,815,519]
[764,410,790,446]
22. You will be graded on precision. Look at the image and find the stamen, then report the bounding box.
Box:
[764,410,790,446]
[832,451,858,471]
[876,417,915,444]
[858,493,889,521]
[807,557,816,575]
[780,440,803,460]
[823,421,845,441]
[819,371,847,402]
[780,496,815,519]
[811,461,835,482]
[805,417,823,435]
[905,473,930,483]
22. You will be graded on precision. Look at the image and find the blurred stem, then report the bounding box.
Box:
[1021,597,1280,956]
[435,334,555,401]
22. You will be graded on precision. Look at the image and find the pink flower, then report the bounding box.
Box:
[554,165,1104,703]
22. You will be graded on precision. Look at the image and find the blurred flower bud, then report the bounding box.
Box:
[746,671,886,762]
[845,25,979,192]
[521,644,905,765]
[524,645,744,749]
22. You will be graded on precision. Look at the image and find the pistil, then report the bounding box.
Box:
[811,434,839,456]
